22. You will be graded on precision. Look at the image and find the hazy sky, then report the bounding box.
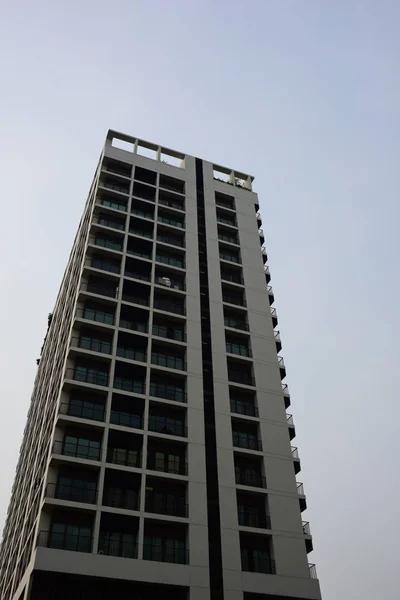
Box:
[1,1,399,598]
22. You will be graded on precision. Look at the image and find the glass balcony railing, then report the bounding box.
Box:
[143,541,188,564]
[60,401,105,422]
[152,324,185,342]
[99,198,127,212]
[99,535,138,558]
[119,319,148,333]
[72,336,112,355]
[155,254,185,269]
[65,367,108,387]
[37,530,92,553]
[113,376,145,394]
[116,347,146,362]
[103,488,139,511]
[76,307,115,326]
[46,482,97,504]
[238,508,271,529]
[53,440,101,461]
[235,470,266,488]
[157,215,184,229]
[110,410,143,429]
[145,494,188,517]
[151,353,186,371]
[232,434,262,451]
[149,383,186,403]
[230,399,258,417]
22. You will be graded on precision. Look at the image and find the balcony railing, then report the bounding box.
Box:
[230,399,258,417]
[71,336,112,355]
[157,215,184,229]
[286,414,294,426]
[309,563,318,579]
[291,446,299,459]
[116,347,147,362]
[241,552,276,575]
[282,383,290,395]
[37,530,92,553]
[143,541,188,564]
[76,307,115,326]
[102,181,129,195]
[152,324,186,342]
[125,270,151,282]
[223,295,245,307]
[228,371,255,387]
[145,494,188,517]
[129,227,153,239]
[220,253,240,264]
[119,318,147,333]
[99,537,138,558]
[148,419,187,438]
[65,367,109,387]
[103,164,131,178]
[151,353,186,371]
[53,440,101,461]
[297,482,305,495]
[46,482,97,504]
[122,293,150,306]
[221,272,244,285]
[106,448,141,468]
[103,488,139,511]
[158,198,185,211]
[235,471,266,488]
[302,521,311,535]
[110,410,143,429]
[157,234,184,248]
[226,344,252,358]
[224,318,249,331]
[81,281,118,299]
[89,236,123,253]
[233,435,262,451]
[155,254,185,269]
[99,197,127,212]
[149,383,186,403]
[147,457,188,476]
[131,208,154,220]
[113,377,145,394]
[218,234,238,245]
[238,509,271,529]
[86,258,120,275]
[154,299,185,315]
[60,401,105,422]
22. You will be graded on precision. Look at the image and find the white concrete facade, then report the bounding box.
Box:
[0,131,321,600]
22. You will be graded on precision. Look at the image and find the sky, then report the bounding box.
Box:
[0,0,399,597]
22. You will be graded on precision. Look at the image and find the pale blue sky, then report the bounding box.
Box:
[1,1,400,598]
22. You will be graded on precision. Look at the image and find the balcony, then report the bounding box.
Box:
[81,279,118,300]
[65,366,109,387]
[297,482,307,512]
[98,196,128,213]
[278,356,286,379]
[291,446,301,474]
[226,340,252,358]
[270,307,278,328]
[145,491,187,517]
[116,331,147,363]
[215,192,235,211]
[230,397,258,418]
[221,267,244,285]
[45,481,97,504]
[126,237,153,260]
[76,306,115,327]
[152,322,186,343]
[148,409,186,438]
[228,369,255,387]
[101,179,129,195]
[143,539,188,564]
[113,376,145,394]
[106,446,141,468]
[151,352,186,371]
[103,487,140,511]
[220,250,240,264]
[37,529,92,553]
[264,265,271,283]
[133,181,156,203]
[60,398,105,422]
[131,207,154,220]
[125,256,151,282]
[274,330,282,353]
[53,437,101,461]
[122,281,150,307]
[71,335,112,355]
[155,253,185,270]
[103,159,132,179]
[286,414,296,440]
[241,549,276,575]
[93,213,125,231]
[154,295,185,316]
[157,232,185,248]
[86,257,120,275]
[150,380,186,403]
[159,174,185,195]
[238,507,271,529]
[235,469,266,489]
[222,286,246,307]
[147,442,187,475]
[158,194,185,212]
[135,166,157,186]
[99,513,139,558]
[110,406,143,430]
[157,213,184,229]
[282,383,291,408]
[232,431,262,452]
[89,235,123,253]
[309,563,318,579]
[119,306,148,334]
[218,232,239,245]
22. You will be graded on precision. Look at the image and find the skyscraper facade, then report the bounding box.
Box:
[0,131,322,600]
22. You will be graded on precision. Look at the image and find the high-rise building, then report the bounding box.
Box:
[0,130,322,600]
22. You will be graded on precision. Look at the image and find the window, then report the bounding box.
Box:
[109,447,140,467]
[100,531,136,558]
[149,415,184,436]
[233,430,258,450]
[49,523,92,552]
[150,382,185,402]
[143,535,186,563]
[83,307,114,325]
[226,341,250,357]
[153,451,184,474]
[63,435,101,460]
[73,366,108,386]
[56,476,96,503]
[68,397,105,421]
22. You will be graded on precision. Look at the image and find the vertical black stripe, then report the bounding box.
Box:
[195,158,224,600]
